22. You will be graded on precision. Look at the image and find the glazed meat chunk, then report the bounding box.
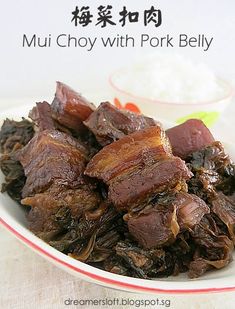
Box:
[84,102,157,146]
[16,130,89,197]
[15,130,101,235]
[127,192,209,249]
[85,126,172,183]
[86,126,192,210]
[166,119,215,159]
[51,81,96,133]
[108,157,192,210]
[127,203,179,249]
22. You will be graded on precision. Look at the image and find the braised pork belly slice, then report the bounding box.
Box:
[108,157,192,210]
[51,81,96,133]
[127,192,209,249]
[29,98,100,157]
[85,126,192,211]
[84,102,157,146]
[15,129,101,236]
[85,126,172,183]
[166,119,215,159]
[16,130,89,198]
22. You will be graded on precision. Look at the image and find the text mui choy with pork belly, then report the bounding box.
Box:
[1,81,235,279]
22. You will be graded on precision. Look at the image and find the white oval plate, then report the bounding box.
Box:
[1,102,235,295]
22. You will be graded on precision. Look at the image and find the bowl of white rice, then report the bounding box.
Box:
[109,54,234,126]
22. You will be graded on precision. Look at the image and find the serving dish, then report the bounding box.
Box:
[1,101,235,295]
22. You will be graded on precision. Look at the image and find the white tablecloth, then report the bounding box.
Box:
[1,100,235,309]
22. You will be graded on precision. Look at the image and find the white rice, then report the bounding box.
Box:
[113,54,225,103]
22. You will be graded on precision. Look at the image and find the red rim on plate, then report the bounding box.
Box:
[1,217,235,294]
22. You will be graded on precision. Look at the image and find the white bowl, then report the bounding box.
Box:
[1,103,235,295]
[109,71,234,127]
